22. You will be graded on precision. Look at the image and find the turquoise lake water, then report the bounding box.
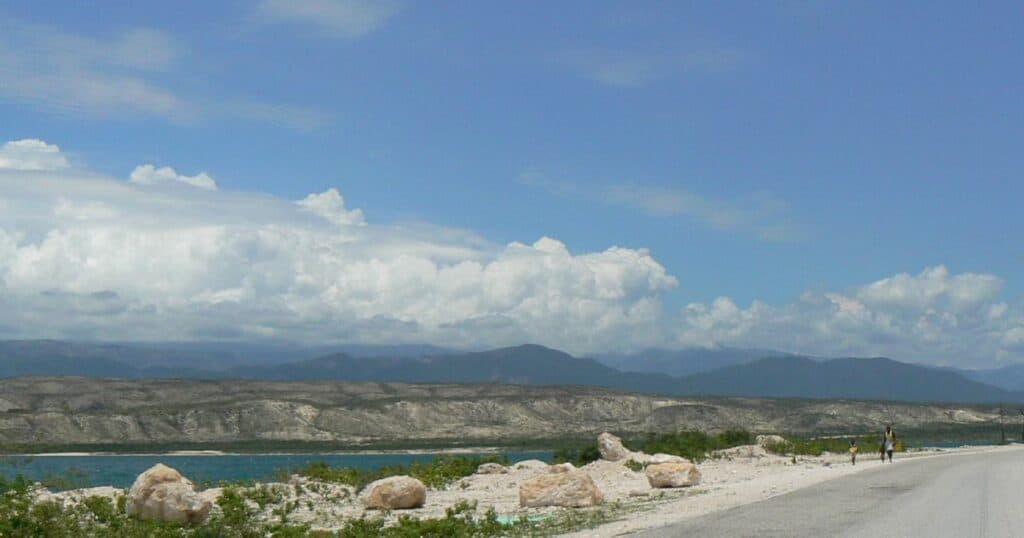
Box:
[0,451,553,489]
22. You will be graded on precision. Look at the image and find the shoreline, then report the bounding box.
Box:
[4,446,540,458]
[6,441,1003,458]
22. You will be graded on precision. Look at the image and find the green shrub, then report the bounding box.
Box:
[632,430,754,462]
[762,435,892,456]
[293,454,508,490]
[552,444,601,467]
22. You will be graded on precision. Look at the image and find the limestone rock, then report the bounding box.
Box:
[756,434,787,447]
[714,445,769,459]
[197,487,224,505]
[476,462,508,474]
[597,432,631,461]
[125,464,212,524]
[548,462,576,473]
[646,462,701,488]
[360,475,426,510]
[519,469,604,508]
[513,459,549,470]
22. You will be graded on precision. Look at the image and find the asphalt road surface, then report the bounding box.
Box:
[633,446,1024,538]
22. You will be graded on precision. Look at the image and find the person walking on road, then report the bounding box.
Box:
[849,438,858,465]
[882,425,896,463]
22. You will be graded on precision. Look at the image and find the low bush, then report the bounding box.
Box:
[552,444,601,467]
[762,435,896,456]
[293,454,509,490]
[632,430,754,462]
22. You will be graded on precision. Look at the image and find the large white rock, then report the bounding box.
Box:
[645,462,701,488]
[519,469,604,508]
[125,464,212,524]
[513,459,549,470]
[756,434,787,447]
[597,432,631,461]
[714,445,769,459]
[598,432,689,465]
[360,475,426,510]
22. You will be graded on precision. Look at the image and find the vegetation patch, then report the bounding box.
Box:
[633,430,754,462]
[292,454,509,490]
[1,472,617,537]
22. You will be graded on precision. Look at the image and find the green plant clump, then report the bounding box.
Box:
[551,444,601,467]
[633,430,754,462]
[762,435,899,456]
[294,454,509,490]
[623,460,645,472]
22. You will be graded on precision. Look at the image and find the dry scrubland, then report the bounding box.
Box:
[15,433,1016,537]
[0,377,1003,447]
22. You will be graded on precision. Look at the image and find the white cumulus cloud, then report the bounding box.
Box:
[676,266,1024,367]
[3,140,1023,366]
[297,188,365,226]
[129,165,218,190]
[0,139,676,354]
[0,139,70,171]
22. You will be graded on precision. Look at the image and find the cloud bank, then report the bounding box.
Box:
[1,139,1022,366]
[0,140,675,354]
[677,267,1023,366]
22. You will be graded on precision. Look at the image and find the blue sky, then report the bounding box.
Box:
[1,1,1022,365]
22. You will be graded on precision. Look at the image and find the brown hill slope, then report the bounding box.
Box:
[0,377,1000,446]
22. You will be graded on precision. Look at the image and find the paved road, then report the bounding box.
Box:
[634,447,1024,538]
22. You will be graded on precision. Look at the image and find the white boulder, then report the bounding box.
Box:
[645,462,701,488]
[597,432,632,461]
[125,464,212,524]
[360,475,427,510]
[519,469,604,508]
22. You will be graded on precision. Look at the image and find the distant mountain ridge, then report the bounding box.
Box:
[592,347,799,378]
[0,340,1021,404]
[676,355,1019,403]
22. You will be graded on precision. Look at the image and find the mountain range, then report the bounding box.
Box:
[1,340,1021,404]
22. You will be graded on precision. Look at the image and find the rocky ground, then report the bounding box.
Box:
[27,433,1009,536]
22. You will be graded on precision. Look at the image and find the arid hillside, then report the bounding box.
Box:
[0,377,1001,446]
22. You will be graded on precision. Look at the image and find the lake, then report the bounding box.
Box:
[0,451,553,489]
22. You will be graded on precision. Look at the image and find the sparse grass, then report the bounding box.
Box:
[623,459,645,472]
